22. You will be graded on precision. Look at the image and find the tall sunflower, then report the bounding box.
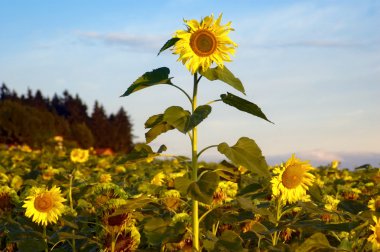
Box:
[368,216,380,250]
[23,186,66,226]
[271,154,315,204]
[173,13,237,74]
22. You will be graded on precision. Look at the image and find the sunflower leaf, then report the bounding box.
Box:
[201,66,246,95]
[184,105,212,132]
[295,233,332,252]
[145,122,174,143]
[121,67,173,97]
[163,106,190,133]
[217,137,270,178]
[187,171,219,204]
[220,92,273,123]
[158,37,180,55]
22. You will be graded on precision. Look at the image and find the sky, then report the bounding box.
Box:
[1,0,379,168]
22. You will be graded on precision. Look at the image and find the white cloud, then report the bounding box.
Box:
[76,31,165,50]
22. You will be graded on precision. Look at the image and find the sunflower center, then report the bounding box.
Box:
[282,165,304,189]
[190,29,217,57]
[34,194,53,212]
[375,199,380,210]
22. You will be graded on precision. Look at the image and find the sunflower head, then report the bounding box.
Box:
[368,196,380,212]
[173,13,237,74]
[23,186,66,226]
[271,154,315,204]
[70,148,89,163]
[0,186,19,213]
[368,216,380,250]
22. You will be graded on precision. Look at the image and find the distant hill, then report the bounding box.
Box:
[0,83,133,152]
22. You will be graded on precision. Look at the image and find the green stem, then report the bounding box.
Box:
[205,99,222,106]
[199,207,215,224]
[192,72,200,252]
[197,145,218,159]
[111,230,116,252]
[69,172,76,252]
[168,83,193,104]
[43,225,48,252]
[272,198,282,246]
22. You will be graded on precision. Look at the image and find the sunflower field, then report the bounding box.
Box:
[0,142,379,252]
[1,13,379,252]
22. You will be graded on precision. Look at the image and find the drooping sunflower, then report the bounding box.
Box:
[23,186,66,226]
[173,13,237,74]
[368,216,380,250]
[0,186,19,213]
[271,154,315,204]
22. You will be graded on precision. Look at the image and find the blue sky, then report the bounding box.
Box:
[1,0,379,168]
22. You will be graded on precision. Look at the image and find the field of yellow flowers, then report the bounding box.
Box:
[0,142,379,252]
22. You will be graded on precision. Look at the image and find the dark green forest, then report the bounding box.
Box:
[0,83,133,152]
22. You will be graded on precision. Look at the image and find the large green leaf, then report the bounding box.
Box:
[121,67,172,96]
[174,175,192,195]
[145,114,164,128]
[143,217,169,246]
[163,106,190,133]
[338,200,368,214]
[217,137,270,178]
[215,230,245,252]
[144,113,174,143]
[157,37,180,55]
[145,122,174,143]
[201,66,246,95]
[221,92,272,123]
[295,233,332,252]
[293,220,361,232]
[187,171,219,204]
[184,105,212,132]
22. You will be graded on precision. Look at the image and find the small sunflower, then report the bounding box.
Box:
[70,148,89,163]
[99,173,112,183]
[23,186,66,226]
[324,195,340,211]
[271,154,315,204]
[151,171,166,186]
[369,196,380,212]
[368,216,380,250]
[173,13,237,74]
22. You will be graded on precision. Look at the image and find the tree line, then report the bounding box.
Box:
[0,83,133,152]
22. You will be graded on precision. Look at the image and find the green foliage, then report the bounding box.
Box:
[0,100,55,147]
[186,105,212,132]
[70,123,94,148]
[0,85,134,152]
[187,171,220,204]
[295,233,332,252]
[217,137,270,178]
[121,67,173,96]
[201,66,246,95]
[220,92,272,123]
[157,37,180,55]
[163,106,190,133]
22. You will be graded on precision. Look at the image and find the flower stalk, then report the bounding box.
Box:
[191,72,200,251]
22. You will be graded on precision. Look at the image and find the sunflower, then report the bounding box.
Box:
[0,186,19,213]
[23,186,66,226]
[369,196,380,212]
[368,216,380,250]
[271,154,315,204]
[173,13,237,74]
[70,148,89,163]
